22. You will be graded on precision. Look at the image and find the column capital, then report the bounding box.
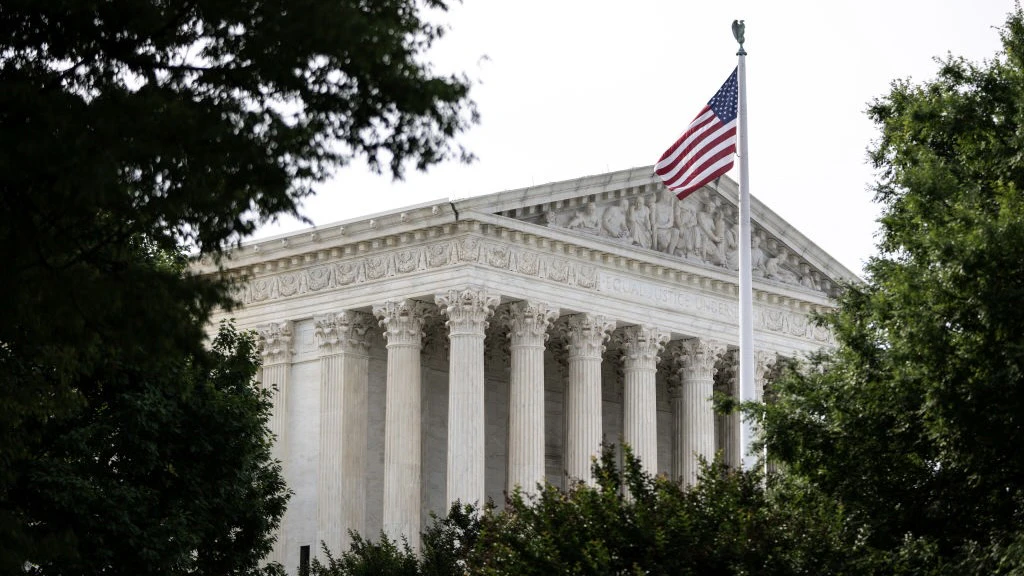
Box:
[314,311,375,356]
[558,313,615,360]
[669,338,727,382]
[373,300,433,347]
[717,349,739,391]
[615,325,670,368]
[503,301,559,345]
[256,321,293,365]
[435,286,500,337]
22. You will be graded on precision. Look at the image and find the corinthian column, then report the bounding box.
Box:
[669,338,726,486]
[754,350,777,469]
[503,301,559,495]
[616,326,670,474]
[314,311,374,558]
[754,350,777,402]
[435,287,500,508]
[559,313,615,485]
[255,321,293,567]
[372,300,432,550]
[716,351,740,469]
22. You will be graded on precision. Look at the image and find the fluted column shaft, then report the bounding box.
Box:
[373,300,431,551]
[436,287,499,508]
[714,352,740,469]
[560,314,614,485]
[504,302,559,494]
[256,321,293,567]
[315,311,373,558]
[618,326,669,474]
[755,350,777,471]
[671,338,725,486]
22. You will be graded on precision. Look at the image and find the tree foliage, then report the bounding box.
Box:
[760,7,1024,573]
[312,449,847,576]
[310,502,481,576]
[0,0,475,573]
[11,319,288,576]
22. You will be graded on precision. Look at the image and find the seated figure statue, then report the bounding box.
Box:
[652,188,680,254]
[628,196,653,249]
[566,201,601,234]
[602,198,631,240]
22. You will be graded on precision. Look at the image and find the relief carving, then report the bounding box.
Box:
[652,188,680,254]
[756,307,835,345]
[306,266,333,291]
[237,236,600,306]
[566,202,601,234]
[601,198,631,240]
[535,188,834,295]
[278,273,301,297]
[427,242,453,267]
[457,236,480,262]
[514,250,540,275]
[628,196,653,249]
[335,261,362,285]
[395,249,422,273]
[485,244,510,268]
[365,254,394,280]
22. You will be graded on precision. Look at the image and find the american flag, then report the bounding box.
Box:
[655,68,739,200]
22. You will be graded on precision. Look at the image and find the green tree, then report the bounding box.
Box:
[466,448,844,576]
[310,449,846,576]
[761,7,1024,573]
[310,502,481,576]
[0,0,475,573]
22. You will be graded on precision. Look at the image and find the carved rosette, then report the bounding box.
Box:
[616,326,671,370]
[372,300,433,348]
[558,313,615,360]
[670,338,727,383]
[434,287,500,337]
[503,301,560,347]
[314,311,374,356]
[256,321,294,365]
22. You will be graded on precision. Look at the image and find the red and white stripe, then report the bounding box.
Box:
[654,106,737,200]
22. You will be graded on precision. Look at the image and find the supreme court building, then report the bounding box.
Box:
[204,166,855,571]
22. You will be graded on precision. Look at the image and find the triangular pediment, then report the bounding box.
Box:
[453,166,857,297]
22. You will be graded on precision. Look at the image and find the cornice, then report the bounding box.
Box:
[195,199,455,273]
[454,165,858,286]
[199,168,857,286]
[220,210,828,299]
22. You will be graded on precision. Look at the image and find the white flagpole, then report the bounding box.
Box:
[733,21,757,472]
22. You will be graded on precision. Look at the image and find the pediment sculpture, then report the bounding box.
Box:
[526,188,833,295]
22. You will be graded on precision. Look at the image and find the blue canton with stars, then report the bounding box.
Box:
[707,68,738,123]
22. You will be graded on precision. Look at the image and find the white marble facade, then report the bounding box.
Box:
[202,166,855,573]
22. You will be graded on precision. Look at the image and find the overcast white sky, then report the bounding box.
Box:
[254,0,1015,276]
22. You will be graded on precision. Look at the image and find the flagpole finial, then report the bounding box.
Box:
[732,20,746,55]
